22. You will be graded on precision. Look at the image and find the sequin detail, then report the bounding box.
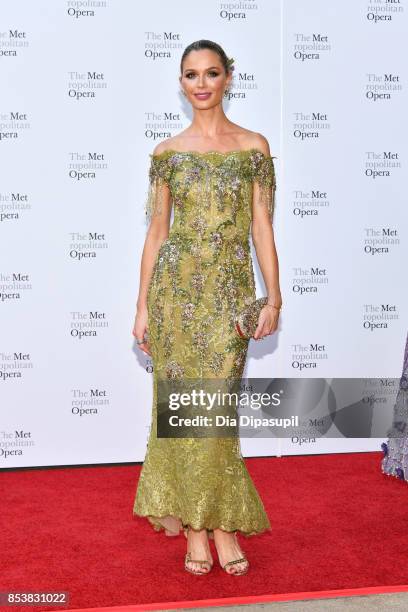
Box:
[134,148,275,537]
[381,332,408,482]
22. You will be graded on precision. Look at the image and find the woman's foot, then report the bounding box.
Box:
[213,528,249,575]
[184,526,213,574]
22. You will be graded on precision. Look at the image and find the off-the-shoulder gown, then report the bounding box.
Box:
[133,148,276,537]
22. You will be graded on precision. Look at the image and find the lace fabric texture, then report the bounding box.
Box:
[133,148,275,537]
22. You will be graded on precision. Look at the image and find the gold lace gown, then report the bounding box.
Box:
[133,148,276,537]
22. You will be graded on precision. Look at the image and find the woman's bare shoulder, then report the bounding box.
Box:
[151,138,176,156]
[239,129,272,156]
[151,132,189,156]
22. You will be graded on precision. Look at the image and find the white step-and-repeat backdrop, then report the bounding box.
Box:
[1,1,406,468]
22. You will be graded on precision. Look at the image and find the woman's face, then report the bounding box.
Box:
[179,49,232,109]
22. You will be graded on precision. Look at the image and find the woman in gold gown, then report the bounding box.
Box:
[132,40,282,576]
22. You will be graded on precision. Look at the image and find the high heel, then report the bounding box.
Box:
[222,555,249,575]
[217,532,250,576]
[184,551,213,575]
[184,526,213,575]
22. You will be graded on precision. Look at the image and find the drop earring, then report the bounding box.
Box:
[180,89,187,97]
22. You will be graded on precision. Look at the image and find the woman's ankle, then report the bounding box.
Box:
[213,528,237,538]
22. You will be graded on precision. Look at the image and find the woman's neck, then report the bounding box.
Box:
[188,106,233,139]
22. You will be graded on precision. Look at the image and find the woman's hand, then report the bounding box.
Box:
[253,305,280,340]
[132,305,151,356]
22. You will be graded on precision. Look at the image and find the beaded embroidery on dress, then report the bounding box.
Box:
[133,148,276,537]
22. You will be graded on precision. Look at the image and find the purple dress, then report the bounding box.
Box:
[381,332,408,481]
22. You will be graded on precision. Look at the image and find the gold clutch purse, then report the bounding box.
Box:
[234,297,269,339]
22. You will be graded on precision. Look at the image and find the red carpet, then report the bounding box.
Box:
[1,451,408,611]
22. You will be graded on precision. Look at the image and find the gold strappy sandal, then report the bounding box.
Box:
[219,532,250,576]
[184,551,213,575]
[222,555,249,575]
[184,526,214,575]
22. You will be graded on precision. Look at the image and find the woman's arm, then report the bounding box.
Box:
[250,134,282,338]
[136,186,172,311]
[133,143,173,354]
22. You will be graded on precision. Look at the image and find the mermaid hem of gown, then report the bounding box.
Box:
[132,510,272,538]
